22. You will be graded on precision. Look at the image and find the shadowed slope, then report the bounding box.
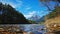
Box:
[0,2,31,24]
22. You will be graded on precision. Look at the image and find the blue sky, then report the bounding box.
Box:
[0,0,55,18]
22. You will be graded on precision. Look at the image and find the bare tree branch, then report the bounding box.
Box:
[39,0,60,11]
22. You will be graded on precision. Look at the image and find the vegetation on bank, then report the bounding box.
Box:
[38,6,60,24]
[46,6,60,19]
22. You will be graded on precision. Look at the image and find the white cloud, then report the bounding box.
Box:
[26,7,31,10]
[16,0,22,3]
[29,11,36,15]
[0,0,23,8]
[39,10,45,14]
[24,11,36,18]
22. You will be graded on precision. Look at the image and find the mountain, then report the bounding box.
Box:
[28,15,45,23]
[37,16,45,23]
[0,2,31,24]
[28,15,40,21]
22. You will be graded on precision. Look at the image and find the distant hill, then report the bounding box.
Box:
[0,2,31,24]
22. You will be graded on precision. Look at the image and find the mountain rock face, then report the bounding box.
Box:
[37,16,45,23]
[28,15,40,21]
[28,15,40,23]
[0,2,30,24]
[28,15,45,23]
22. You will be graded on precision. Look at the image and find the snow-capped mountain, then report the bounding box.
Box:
[28,15,44,23]
[28,15,45,23]
[28,15,40,21]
